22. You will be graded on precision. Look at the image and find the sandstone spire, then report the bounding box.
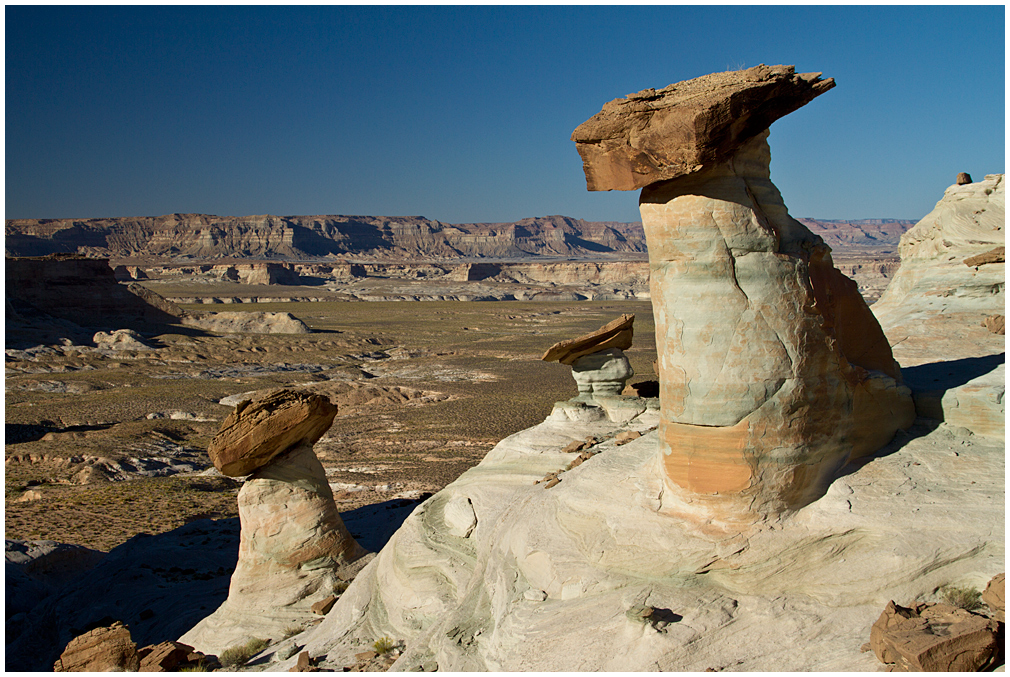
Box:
[181,389,367,656]
[573,65,913,530]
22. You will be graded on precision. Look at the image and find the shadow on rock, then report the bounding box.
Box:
[901,353,1004,393]
[5,519,240,672]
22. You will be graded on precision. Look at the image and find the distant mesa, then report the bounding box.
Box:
[4,214,648,261]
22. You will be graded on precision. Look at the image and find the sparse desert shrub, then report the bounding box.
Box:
[281,625,304,640]
[939,585,984,611]
[373,636,396,655]
[219,637,269,667]
[178,662,209,672]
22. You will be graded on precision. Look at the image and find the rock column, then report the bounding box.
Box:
[180,389,366,656]
[572,65,914,531]
[640,131,912,528]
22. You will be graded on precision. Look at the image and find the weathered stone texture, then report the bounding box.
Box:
[983,573,1005,622]
[53,622,140,672]
[208,389,337,476]
[179,441,365,655]
[570,348,635,398]
[870,601,999,671]
[541,313,634,365]
[639,132,912,527]
[571,64,834,191]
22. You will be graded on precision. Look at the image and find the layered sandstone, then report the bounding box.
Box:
[574,67,913,529]
[872,174,1005,439]
[182,390,367,654]
[207,390,337,476]
[5,214,646,260]
[541,314,634,365]
[571,64,834,192]
[5,255,182,330]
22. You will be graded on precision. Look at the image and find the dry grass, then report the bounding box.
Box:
[6,299,657,552]
[219,637,269,667]
[939,585,984,611]
[4,476,240,551]
[372,636,396,654]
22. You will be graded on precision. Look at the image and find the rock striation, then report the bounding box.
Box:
[575,66,913,529]
[53,622,140,672]
[181,390,367,656]
[278,399,1003,672]
[253,66,1000,674]
[541,313,634,365]
[5,214,646,260]
[207,390,337,476]
[873,174,1005,439]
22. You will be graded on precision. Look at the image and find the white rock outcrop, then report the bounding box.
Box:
[873,174,1005,440]
[278,401,1002,671]
[181,310,311,334]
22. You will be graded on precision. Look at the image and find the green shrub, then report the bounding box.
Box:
[219,637,269,667]
[373,636,396,655]
[939,585,983,611]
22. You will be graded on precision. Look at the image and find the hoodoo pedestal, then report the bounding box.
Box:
[180,390,367,656]
[573,65,914,531]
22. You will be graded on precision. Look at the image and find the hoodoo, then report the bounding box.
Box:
[179,390,367,656]
[574,65,914,530]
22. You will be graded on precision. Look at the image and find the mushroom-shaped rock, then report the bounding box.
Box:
[574,67,913,530]
[181,389,366,656]
[208,389,337,476]
[571,347,635,398]
[571,64,834,192]
[541,313,634,365]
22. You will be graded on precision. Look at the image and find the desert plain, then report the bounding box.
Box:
[4,64,1004,673]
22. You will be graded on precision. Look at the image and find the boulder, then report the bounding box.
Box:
[963,245,1005,267]
[178,441,367,656]
[137,640,195,671]
[982,314,1005,335]
[571,64,834,191]
[311,595,338,616]
[541,314,635,365]
[957,172,973,185]
[983,573,1005,622]
[53,621,140,672]
[207,389,338,476]
[869,601,999,671]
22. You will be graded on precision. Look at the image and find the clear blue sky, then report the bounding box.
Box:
[5,5,1005,223]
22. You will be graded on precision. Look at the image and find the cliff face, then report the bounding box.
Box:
[5,214,647,261]
[6,255,181,329]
